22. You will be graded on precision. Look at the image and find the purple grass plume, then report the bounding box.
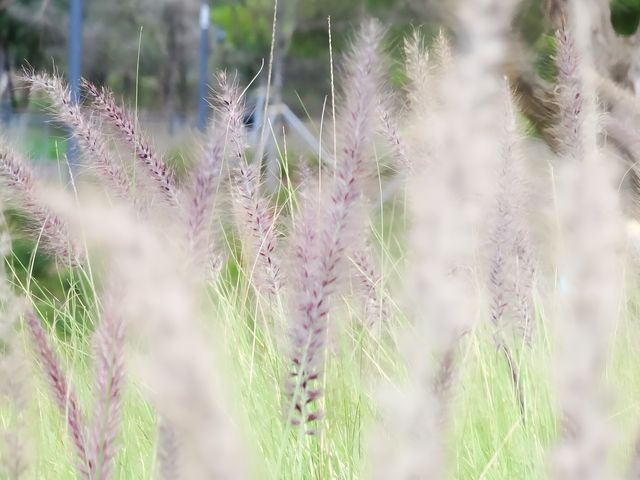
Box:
[88,297,126,480]
[0,139,82,265]
[550,14,622,480]
[186,72,246,261]
[234,162,282,296]
[286,19,383,430]
[82,79,177,204]
[0,232,31,479]
[352,247,387,329]
[553,16,584,162]
[487,84,536,344]
[155,419,180,480]
[24,71,132,201]
[24,309,90,478]
[369,0,518,477]
[377,102,411,173]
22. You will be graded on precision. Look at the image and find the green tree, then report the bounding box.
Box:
[0,0,66,107]
[610,0,640,35]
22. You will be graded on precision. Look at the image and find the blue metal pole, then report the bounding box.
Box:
[67,0,83,164]
[198,2,210,132]
[68,0,83,105]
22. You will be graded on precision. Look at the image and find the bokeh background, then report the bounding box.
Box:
[0,0,639,162]
[0,1,549,153]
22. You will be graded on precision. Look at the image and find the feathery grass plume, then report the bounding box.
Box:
[213,71,248,164]
[186,72,245,261]
[368,0,518,478]
[402,28,431,166]
[487,83,536,344]
[351,247,387,329]
[82,79,177,204]
[602,115,640,215]
[432,29,453,70]
[403,29,431,110]
[0,430,29,480]
[24,309,89,477]
[0,137,81,265]
[604,115,640,159]
[402,29,452,174]
[403,28,453,110]
[550,11,622,480]
[286,19,384,430]
[233,162,282,295]
[552,17,584,162]
[487,139,527,418]
[155,419,180,480]
[23,70,132,201]
[590,67,640,121]
[285,197,323,429]
[377,101,411,173]
[0,324,30,480]
[379,31,431,177]
[513,224,535,343]
[55,197,250,480]
[0,211,31,479]
[88,294,126,480]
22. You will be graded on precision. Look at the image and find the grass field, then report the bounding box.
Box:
[14,276,640,479]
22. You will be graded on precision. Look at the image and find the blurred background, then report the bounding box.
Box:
[0,0,639,165]
[0,0,547,161]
